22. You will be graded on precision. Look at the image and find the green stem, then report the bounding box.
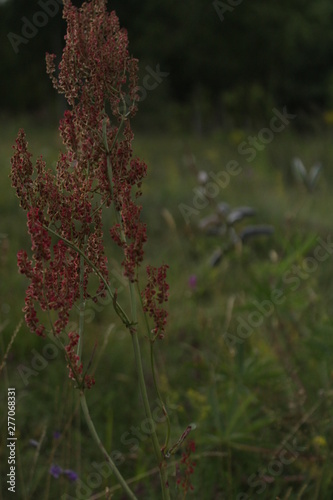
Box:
[136,281,171,451]
[103,114,126,156]
[74,232,136,498]
[150,343,171,451]
[80,392,137,500]
[130,280,170,499]
[104,109,170,499]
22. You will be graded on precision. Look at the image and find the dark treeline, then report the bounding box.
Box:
[1,0,333,129]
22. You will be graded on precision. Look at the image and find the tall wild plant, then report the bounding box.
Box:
[10,1,191,498]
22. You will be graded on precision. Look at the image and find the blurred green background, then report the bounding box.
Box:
[1,1,333,499]
[2,0,333,130]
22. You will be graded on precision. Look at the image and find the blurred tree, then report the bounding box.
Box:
[1,0,333,126]
[0,0,64,115]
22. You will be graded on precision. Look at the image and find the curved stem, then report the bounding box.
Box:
[68,231,136,498]
[149,343,171,452]
[136,280,171,451]
[80,392,137,500]
[104,110,170,498]
[130,314,170,500]
[129,284,161,460]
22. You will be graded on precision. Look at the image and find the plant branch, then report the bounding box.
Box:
[130,328,170,500]
[80,392,137,500]
[136,280,171,452]
[42,223,131,328]
[104,120,171,497]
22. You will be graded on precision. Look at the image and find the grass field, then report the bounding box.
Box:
[1,115,333,499]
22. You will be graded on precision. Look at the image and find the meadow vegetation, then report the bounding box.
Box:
[1,115,333,499]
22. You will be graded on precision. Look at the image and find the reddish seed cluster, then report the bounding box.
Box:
[10,0,150,386]
[176,440,197,495]
[65,332,95,389]
[108,122,148,281]
[141,265,169,338]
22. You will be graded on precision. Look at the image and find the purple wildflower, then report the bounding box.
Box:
[188,275,197,290]
[53,430,61,439]
[49,464,63,479]
[63,469,79,482]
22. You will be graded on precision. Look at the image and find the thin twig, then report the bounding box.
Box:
[0,319,22,375]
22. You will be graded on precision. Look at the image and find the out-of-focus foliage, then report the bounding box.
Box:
[1,0,333,125]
